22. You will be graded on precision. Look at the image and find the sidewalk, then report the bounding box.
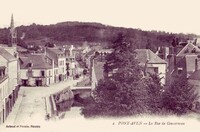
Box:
[1,89,25,125]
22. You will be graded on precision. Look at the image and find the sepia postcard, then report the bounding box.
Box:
[0,0,200,132]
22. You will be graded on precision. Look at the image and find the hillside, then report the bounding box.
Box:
[0,21,198,51]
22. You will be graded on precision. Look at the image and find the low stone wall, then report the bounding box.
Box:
[49,87,74,117]
[49,94,58,116]
[45,96,53,118]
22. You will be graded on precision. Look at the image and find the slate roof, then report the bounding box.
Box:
[135,49,167,65]
[0,47,17,62]
[177,43,200,57]
[20,54,53,69]
[189,69,200,80]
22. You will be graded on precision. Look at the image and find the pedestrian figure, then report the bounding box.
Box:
[46,113,50,120]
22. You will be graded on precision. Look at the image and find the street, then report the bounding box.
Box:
[2,77,85,126]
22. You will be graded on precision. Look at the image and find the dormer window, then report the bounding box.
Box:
[191,48,196,53]
[184,48,189,53]
[154,67,159,73]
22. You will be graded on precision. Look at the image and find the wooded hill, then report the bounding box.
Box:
[0,21,198,51]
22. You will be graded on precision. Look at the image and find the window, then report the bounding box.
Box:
[154,67,159,73]
[59,60,65,66]
[66,63,70,70]
[41,71,45,77]
[184,48,189,53]
[54,69,58,75]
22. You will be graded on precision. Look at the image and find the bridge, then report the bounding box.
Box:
[71,86,92,99]
[49,85,93,117]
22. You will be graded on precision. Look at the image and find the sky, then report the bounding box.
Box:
[1,0,200,35]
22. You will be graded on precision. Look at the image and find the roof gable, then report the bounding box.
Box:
[135,49,167,64]
[177,43,200,57]
[0,48,17,62]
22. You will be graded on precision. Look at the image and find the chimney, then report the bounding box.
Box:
[156,47,160,55]
[164,47,169,60]
[195,59,198,71]
[193,38,197,46]
[173,47,177,71]
[144,59,149,76]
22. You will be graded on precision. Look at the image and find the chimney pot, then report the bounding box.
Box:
[195,59,198,71]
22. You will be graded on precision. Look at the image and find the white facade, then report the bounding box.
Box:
[20,69,54,86]
[148,63,167,85]
[58,58,66,75]
[0,49,18,125]
[0,77,8,124]
[0,56,18,95]
[8,60,18,94]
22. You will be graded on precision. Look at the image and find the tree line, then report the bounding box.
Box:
[0,21,197,51]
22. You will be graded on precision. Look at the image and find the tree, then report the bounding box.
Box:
[104,33,142,83]
[82,78,150,117]
[145,73,164,114]
[82,33,151,117]
[162,78,199,115]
